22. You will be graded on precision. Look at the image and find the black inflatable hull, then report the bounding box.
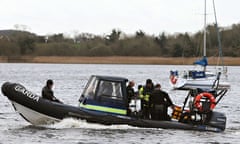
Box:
[1,82,225,132]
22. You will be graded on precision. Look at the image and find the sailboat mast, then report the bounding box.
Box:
[213,0,224,66]
[203,0,207,57]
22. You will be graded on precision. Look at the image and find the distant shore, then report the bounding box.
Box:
[0,56,240,66]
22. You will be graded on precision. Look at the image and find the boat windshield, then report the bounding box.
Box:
[97,80,123,101]
[83,77,99,99]
[83,77,124,101]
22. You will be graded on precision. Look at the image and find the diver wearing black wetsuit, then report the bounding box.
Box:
[42,79,62,103]
[150,84,174,120]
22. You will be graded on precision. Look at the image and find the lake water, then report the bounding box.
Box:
[0,63,239,144]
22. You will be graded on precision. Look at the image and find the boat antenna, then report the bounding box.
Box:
[212,0,224,67]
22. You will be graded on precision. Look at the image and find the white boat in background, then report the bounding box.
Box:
[169,0,230,90]
[170,67,230,90]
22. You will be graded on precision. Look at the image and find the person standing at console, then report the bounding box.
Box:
[42,79,62,103]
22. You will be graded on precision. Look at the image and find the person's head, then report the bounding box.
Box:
[155,83,161,90]
[128,81,135,87]
[46,79,54,89]
[138,85,143,90]
[146,79,153,88]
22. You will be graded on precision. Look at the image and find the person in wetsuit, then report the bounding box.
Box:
[150,84,174,121]
[42,79,62,103]
[139,79,154,119]
[127,81,135,104]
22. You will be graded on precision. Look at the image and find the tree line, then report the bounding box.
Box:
[0,23,240,57]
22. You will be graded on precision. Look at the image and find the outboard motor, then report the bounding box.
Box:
[208,111,227,130]
[188,88,226,130]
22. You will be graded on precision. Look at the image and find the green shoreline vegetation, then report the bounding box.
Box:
[0,23,240,65]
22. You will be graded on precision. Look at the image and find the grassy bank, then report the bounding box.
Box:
[0,56,240,66]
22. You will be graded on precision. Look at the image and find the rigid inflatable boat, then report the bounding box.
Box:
[1,75,227,132]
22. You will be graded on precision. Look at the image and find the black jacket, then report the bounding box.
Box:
[149,89,173,120]
[42,86,60,102]
[126,85,135,103]
[150,89,173,107]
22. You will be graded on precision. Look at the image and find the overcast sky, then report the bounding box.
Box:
[0,0,239,36]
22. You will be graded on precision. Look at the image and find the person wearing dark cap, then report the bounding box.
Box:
[42,79,62,103]
[149,83,174,121]
[139,79,154,119]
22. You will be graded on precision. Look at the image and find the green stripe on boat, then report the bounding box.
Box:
[80,103,126,115]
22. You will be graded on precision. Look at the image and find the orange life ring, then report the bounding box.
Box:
[194,92,216,112]
[170,75,177,84]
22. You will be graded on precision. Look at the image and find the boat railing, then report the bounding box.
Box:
[212,72,221,89]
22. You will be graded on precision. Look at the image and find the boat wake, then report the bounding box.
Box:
[48,118,138,130]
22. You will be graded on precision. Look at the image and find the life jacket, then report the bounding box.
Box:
[139,86,152,102]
